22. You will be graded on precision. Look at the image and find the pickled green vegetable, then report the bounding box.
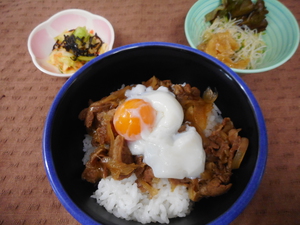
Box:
[205,0,269,32]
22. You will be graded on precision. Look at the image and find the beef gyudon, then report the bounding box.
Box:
[78,76,249,224]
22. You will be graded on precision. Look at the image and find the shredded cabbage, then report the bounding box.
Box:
[199,17,267,69]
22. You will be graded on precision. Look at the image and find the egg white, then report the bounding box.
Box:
[125,84,206,179]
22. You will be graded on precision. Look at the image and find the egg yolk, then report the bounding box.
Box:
[113,99,156,141]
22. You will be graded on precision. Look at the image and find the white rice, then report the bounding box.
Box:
[82,134,96,165]
[92,174,192,224]
[204,104,223,137]
[82,102,222,224]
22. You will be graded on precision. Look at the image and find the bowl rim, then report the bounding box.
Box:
[184,0,300,74]
[43,42,268,225]
[27,8,115,78]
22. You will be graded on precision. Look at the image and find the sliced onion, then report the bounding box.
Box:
[202,87,218,103]
[232,137,249,169]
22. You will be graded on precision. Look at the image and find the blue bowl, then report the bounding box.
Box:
[43,42,268,225]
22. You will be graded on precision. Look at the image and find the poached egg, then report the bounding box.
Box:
[113,84,206,179]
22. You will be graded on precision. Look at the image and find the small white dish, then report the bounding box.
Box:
[28,9,115,77]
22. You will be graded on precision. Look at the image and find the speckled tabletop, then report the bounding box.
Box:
[0,0,300,224]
